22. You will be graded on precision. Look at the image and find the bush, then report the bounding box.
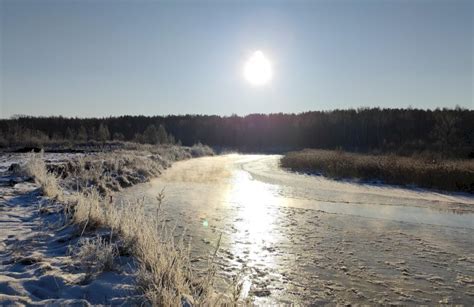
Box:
[189,143,215,157]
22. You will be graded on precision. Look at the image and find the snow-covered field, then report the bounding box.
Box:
[0,154,139,305]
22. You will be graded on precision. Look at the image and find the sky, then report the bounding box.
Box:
[0,0,472,118]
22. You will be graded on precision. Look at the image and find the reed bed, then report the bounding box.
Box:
[281,149,474,193]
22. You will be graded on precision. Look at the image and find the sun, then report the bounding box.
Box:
[243,50,273,86]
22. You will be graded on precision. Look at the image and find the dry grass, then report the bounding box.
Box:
[48,144,214,194]
[68,189,105,232]
[25,150,62,198]
[281,149,474,193]
[73,236,117,273]
[67,190,218,305]
[23,147,243,305]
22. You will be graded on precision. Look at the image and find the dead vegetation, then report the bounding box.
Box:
[23,146,246,305]
[281,149,474,193]
[45,144,214,195]
[24,152,61,198]
[72,236,117,273]
[67,189,224,305]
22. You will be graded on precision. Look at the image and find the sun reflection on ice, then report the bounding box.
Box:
[225,169,284,298]
[228,171,280,240]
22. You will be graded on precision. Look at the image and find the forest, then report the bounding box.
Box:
[0,107,472,158]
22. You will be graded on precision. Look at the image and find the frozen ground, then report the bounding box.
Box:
[122,154,474,304]
[0,154,138,306]
[1,153,473,305]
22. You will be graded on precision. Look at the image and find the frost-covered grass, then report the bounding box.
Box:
[73,236,117,273]
[25,151,61,198]
[23,145,246,305]
[45,144,214,194]
[281,149,474,193]
[66,188,221,304]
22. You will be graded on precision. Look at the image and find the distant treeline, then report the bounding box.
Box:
[0,108,472,157]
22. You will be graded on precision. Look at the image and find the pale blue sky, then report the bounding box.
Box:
[0,0,472,118]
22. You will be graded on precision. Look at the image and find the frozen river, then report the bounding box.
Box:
[123,154,474,304]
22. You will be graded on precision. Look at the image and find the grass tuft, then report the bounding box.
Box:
[73,236,117,273]
[25,150,62,198]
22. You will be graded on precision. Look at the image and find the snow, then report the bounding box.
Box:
[0,154,139,305]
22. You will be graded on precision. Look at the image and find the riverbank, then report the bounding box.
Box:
[0,144,234,305]
[281,149,474,193]
[0,178,140,305]
[121,154,474,304]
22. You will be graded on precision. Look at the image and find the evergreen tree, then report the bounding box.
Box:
[157,124,168,144]
[167,134,175,145]
[88,126,97,141]
[0,130,6,147]
[65,127,75,141]
[143,125,159,144]
[97,123,110,142]
[77,126,88,142]
[431,112,460,153]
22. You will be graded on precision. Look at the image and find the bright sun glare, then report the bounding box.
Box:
[243,50,273,86]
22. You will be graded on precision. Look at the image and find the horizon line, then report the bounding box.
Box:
[2,105,472,120]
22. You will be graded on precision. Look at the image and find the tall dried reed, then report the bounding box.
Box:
[281,149,474,192]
